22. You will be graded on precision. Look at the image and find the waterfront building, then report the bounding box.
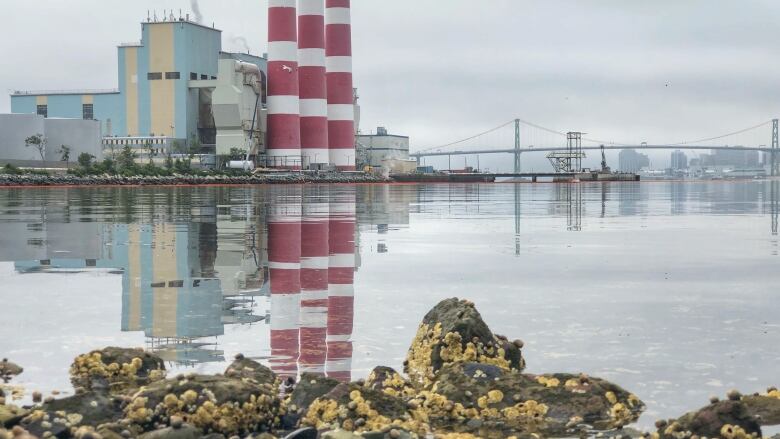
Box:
[356,126,414,172]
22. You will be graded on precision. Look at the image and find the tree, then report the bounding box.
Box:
[229,148,247,161]
[25,134,47,162]
[77,152,95,169]
[58,145,71,168]
[117,145,137,171]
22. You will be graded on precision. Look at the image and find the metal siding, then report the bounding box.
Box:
[174,24,189,140]
[93,93,122,137]
[11,96,37,114]
[138,26,152,136]
[47,95,83,119]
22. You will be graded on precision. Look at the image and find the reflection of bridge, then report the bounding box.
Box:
[411,119,780,176]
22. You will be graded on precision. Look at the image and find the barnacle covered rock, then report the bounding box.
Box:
[655,399,761,439]
[70,347,166,393]
[0,404,29,429]
[302,383,418,434]
[223,355,276,386]
[122,374,281,436]
[19,390,124,436]
[741,390,780,426]
[405,298,524,386]
[428,363,644,436]
[364,367,416,399]
[288,373,341,414]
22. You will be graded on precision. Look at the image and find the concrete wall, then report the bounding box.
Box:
[0,114,102,164]
[44,118,103,161]
[357,134,410,167]
[0,114,46,161]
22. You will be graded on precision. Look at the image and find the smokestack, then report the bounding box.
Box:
[267,0,302,169]
[268,188,303,378]
[298,0,329,168]
[325,0,356,171]
[299,188,330,375]
[326,192,356,382]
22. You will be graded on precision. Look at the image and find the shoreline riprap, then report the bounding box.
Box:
[0,172,387,188]
[1,298,778,439]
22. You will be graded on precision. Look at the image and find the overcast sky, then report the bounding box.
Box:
[2,1,780,169]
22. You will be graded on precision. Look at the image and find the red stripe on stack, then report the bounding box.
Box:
[299,0,329,168]
[268,0,301,169]
[325,0,356,171]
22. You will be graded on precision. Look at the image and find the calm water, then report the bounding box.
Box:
[1,181,779,429]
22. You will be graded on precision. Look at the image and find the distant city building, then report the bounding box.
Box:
[671,150,688,170]
[618,149,650,173]
[700,149,760,168]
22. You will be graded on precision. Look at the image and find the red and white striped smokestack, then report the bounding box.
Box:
[325,0,356,171]
[299,192,329,375]
[268,193,302,378]
[267,0,302,169]
[298,0,329,168]
[326,195,356,382]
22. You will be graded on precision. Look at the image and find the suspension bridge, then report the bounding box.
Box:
[410,119,780,176]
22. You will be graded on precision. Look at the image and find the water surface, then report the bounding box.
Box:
[1,181,778,429]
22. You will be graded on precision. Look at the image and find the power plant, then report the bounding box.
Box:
[6,2,358,171]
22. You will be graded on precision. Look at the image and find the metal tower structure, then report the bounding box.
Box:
[772,119,779,177]
[513,119,521,174]
[547,132,586,173]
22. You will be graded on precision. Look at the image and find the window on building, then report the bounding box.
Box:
[190,72,198,80]
[82,104,94,120]
[211,76,217,80]
[147,72,163,80]
[36,105,48,118]
[200,74,208,80]
[168,280,184,288]
[165,72,181,80]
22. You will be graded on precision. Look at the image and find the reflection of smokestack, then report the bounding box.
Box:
[267,0,302,169]
[298,0,329,168]
[299,189,329,375]
[326,193,356,382]
[269,190,303,378]
[325,0,356,171]
[189,0,203,23]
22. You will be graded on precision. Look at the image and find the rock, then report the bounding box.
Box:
[282,427,317,439]
[31,390,124,428]
[405,298,524,386]
[138,424,202,439]
[363,367,415,398]
[288,373,341,414]
[426,362,644,435]
[657,400,761,439]
[742,394,780,426]
[303,383,412,434]
[122,374,281,436]
[320,430,362,439]
[0,360,23,381]
[0,404,29,428]
[70,347,166,393]
[223,356,276,386]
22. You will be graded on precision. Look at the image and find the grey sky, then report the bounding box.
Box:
[2,1,779,170]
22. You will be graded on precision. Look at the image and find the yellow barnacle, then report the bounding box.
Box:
[720,424,751,439]
[349,390,362,401]
[487,390,504,404]
[163,394,180,409]
[181,389,198,405]
[564,378,580,389]
[477,396,489,409]
[768,389,780,399]
[605,391,618,405]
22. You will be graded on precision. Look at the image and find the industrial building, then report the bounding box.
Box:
[671,150,688,171]
[356,127,415,174]
[10,14,266,160]
[6,4,359,169]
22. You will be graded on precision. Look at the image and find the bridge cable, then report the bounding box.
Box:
[671,120,772,146]
[418,120,515,152]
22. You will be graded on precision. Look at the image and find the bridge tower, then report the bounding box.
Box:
[772,119,778,177]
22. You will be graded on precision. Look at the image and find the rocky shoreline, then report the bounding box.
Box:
[2,298,779,439]
[0,173,387,187]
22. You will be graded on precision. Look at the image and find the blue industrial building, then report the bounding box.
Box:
[10,14,266,150]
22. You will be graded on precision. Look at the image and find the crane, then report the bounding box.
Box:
[600,144,611,173]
